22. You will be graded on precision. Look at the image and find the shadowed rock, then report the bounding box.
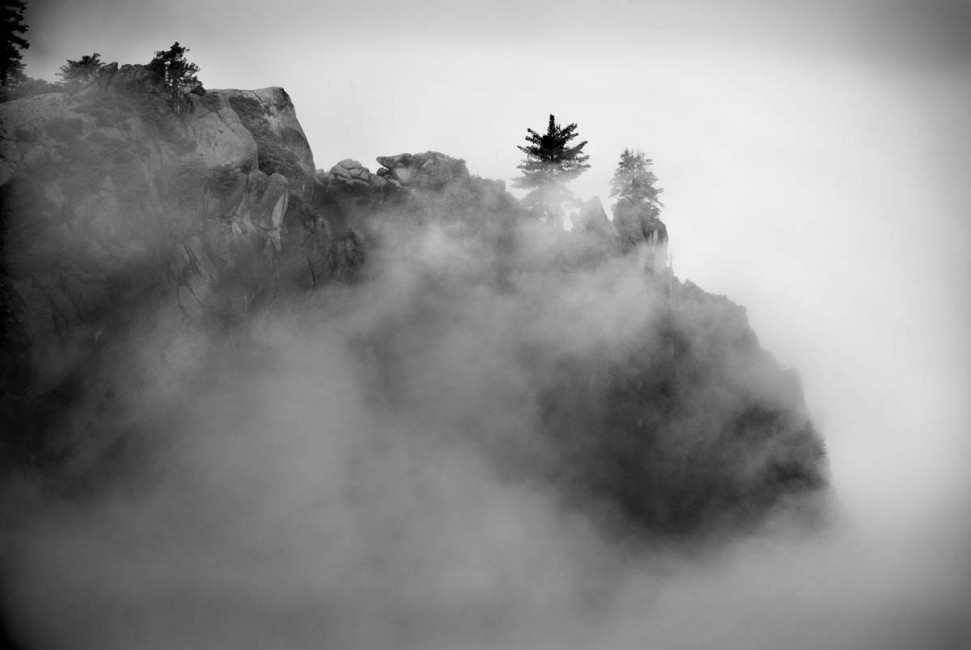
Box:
[575,196,620,250]
[614,197,668,270]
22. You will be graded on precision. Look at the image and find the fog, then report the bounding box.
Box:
[0,205,966,650]
[5,0,971,648]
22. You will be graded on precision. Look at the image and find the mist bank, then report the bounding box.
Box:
[1,67,829,648]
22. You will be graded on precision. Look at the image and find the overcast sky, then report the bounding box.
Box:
[17,0,971,645]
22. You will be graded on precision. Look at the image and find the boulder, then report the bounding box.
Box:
[375,151,470,190]
[327,159,374,189]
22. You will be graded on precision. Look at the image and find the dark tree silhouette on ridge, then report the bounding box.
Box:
[514,114,590,226]
[58,52,104,88]
[147,42,202,114]
[609,148,662,217]
[1,0,29,90]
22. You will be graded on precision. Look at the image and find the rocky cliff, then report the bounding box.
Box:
[0,69,827,543]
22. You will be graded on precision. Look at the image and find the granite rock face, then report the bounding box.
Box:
[0,72,346,444]
[0,77,512,460]
[0,70,828,547]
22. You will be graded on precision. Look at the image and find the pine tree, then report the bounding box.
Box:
[1,0,29,90]
[611,149,667,260]
[514,114,590,226]
[58,52,103,87]
[609,149,662,217]
[147,42,202,114]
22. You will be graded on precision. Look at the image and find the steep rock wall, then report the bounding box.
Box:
[0,74,347,456]
[0,76,827,543]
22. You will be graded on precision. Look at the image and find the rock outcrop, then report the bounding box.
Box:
[614,197,668,254]
[0,80,311,330]
[0,68,827,544]
[321,152,474,194]
[574,196,620,256]
[218,87,317,197]
[375,151,471,190]
[0,71,360,459]
[0,73,531,460]
[327,158,387,191]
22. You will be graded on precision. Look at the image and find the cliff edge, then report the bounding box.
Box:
[0,69,827,541]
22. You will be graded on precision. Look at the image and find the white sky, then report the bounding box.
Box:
[18,0,971,644]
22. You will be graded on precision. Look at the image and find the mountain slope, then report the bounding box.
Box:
[0,67,827,544]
